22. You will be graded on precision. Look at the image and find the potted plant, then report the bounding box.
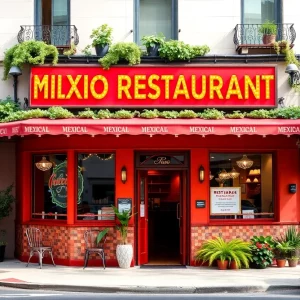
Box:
[274,240,293,267]
[99,42,142,69]
[141,33,165,57]
[280,226,300,267]
[0,184,15,262]
[258,20,277,44]
[250,235,274,269]
[195,237,252,270]
[158,40,210,62]
[112,205,134,268]
[90,24,113,56]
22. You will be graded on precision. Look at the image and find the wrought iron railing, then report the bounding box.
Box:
[17,25,79,47]
[233,23,296,48]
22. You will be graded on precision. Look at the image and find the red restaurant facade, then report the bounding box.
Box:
[8,65,300,266]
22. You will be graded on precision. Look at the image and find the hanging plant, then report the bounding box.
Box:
[159,40,210,61]
[99,42,142,69]
[3,41,59,80]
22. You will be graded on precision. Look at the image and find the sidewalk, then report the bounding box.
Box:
[0,260,299,294]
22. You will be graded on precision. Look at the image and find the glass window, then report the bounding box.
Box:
[210,153,274,220]
[135,0,177,44]
[77,153,115,221]
[243,0,280,24]
[32,154,67,220]
[35,0,70,46]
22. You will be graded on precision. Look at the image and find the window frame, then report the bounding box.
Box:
[31,152,68,222]
[34,0,71,26]
[75,151,117,223]
[208,151,276,222]
[241,0,282,24]
[133,0,178,44]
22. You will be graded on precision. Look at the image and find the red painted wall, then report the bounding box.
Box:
[17,134,300,266]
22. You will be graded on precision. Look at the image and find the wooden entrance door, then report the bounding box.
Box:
[137,171,148,265]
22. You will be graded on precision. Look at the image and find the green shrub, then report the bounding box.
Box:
[90,24,113,47]
[198,108,224,119]
[3,41,58,80]
[99,42,142,69]
[159,40,210,61]
[141,33,165,48]
[195,237,252,268]
[258,20,277,35]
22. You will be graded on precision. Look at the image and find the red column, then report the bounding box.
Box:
[21,151,31,223]
[67,150,75,225]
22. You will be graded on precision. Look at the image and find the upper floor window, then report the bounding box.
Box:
[35,0,70,46]
[134,0,178,44]
[242,0,282,24]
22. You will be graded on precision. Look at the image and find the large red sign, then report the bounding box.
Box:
[30,66,276,108]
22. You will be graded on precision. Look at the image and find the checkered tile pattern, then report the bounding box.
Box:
[18,225,134,261]
[191,224,300,259]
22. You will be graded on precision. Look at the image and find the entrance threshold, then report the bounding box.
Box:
[140,265,186,269]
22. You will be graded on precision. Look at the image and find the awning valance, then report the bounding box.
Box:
[0,118,300,138]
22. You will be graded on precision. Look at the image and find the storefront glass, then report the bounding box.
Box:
[77,153,115,221]
[209,153,273,220]
[32,154,67,220]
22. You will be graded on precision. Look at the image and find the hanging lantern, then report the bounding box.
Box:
[229,167,240,179]
[236,155,253,169]
[35,156,52,171]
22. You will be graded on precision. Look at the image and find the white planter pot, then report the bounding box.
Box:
[116,244,133,268]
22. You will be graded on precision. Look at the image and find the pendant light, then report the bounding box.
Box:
[236,155,253,169]
[35,156,52,171]
[229,167,240,179]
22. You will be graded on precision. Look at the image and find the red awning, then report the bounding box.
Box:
[0,118,300,138]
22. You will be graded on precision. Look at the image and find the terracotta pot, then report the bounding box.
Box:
[287,259,298,267]
[217,260,228,270]
[262,34,276,45]
[229,260,239,270]
[276,258,287,268]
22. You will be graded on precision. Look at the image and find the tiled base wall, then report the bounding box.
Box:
[190,224,300,265]
[16,224,135,266]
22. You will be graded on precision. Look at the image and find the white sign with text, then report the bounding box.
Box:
[210,187,241,214]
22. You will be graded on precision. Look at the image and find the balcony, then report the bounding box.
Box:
[234,23,296,54]
[17,25,79,52]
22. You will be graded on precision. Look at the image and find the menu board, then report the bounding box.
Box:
[117,198,132,213]
[210,187,241,214]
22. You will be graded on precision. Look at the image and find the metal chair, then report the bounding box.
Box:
[83,229,108,269]
[25,227,56,269]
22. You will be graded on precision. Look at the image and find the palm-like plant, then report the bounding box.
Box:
[284,226,300,249]
[112,206,134,245]
[195,237,252,268]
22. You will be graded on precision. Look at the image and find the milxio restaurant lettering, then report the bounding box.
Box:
[30,66,276,107]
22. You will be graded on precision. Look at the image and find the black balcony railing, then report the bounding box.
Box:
[233,23,296,48]
[17,25,79,47]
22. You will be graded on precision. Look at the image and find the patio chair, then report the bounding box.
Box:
[83,228,108,269]
[25,227,56,269]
